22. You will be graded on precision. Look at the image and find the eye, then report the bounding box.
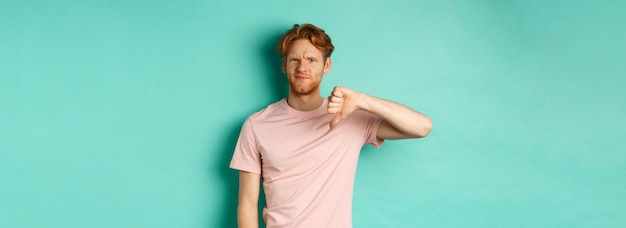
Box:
[289,58,299,62]
[308,58,317,63]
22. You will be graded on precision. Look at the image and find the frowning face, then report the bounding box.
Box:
[283,39,331,96]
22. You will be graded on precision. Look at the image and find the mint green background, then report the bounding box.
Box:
[1,0,625,227]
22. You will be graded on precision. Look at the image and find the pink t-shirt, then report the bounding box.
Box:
[230,98,383,228]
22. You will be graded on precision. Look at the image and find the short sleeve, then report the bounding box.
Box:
[366,118,384,148]
[229,118,262,174]
[356,111,385,148]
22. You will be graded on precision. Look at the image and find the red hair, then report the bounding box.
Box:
[277,24,334,58]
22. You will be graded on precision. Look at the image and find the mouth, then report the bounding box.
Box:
[294,75,309,80]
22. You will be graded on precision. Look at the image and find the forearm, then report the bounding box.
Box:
[357,93,432,138]
[237,204,259,228]
[237,171,260,228]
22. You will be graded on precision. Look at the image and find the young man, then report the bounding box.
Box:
[230,23,432,228]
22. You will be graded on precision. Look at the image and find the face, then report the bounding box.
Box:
[282,39,331,96]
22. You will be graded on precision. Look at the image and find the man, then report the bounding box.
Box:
[229,23,432,228]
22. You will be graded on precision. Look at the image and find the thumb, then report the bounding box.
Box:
[330,113,343,129]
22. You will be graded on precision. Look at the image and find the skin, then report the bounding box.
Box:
[237,39,433,228]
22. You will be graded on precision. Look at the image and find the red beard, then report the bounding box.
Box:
[289,77,321,96]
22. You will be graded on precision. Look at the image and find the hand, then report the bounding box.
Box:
[327,86,360,128]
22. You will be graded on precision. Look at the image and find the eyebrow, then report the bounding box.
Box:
[286,55,320,59]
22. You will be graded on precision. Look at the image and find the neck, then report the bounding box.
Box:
[287,91,324,111]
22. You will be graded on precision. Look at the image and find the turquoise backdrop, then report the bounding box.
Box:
[1,0,625,227]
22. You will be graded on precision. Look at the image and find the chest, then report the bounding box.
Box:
[254,114,365,176]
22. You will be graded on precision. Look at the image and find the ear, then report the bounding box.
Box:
[282,57,286,73]
[323,57,332,74]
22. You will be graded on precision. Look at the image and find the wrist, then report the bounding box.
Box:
[355,92,371,111]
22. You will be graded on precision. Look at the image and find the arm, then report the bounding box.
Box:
[238,171,261,228]
[328,86,432,139]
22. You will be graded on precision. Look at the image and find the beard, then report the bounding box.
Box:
[288,76,322,96]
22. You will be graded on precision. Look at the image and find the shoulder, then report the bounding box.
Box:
[333,110,382,131]
[247,99,287,123]
[348,110,381,122]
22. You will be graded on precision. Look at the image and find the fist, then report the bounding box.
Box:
[327,86,360,128]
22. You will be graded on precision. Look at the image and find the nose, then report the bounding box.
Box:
[296,61,306,72]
